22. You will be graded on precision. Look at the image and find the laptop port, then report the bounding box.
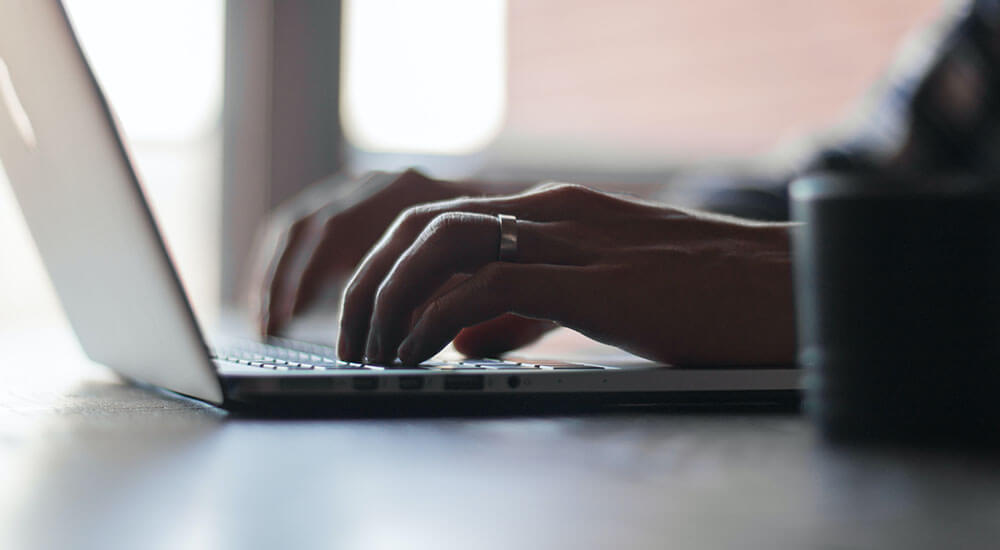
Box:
[506,375,521,389]
[398,376,424,390]
[352,377,378,391]
[443,374,485,391]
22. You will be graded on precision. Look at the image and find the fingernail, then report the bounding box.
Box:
[397,337,415,365]
[365,334,380,364]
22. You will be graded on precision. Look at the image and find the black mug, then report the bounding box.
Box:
[790,173,1000,445]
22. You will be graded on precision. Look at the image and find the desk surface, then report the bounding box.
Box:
[1,324,998,550]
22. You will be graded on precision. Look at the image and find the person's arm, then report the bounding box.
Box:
[335,183,796,366]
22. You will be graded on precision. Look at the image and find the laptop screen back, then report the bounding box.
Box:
[0,0,222,403]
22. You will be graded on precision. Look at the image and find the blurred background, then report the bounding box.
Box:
[0,0,941,332]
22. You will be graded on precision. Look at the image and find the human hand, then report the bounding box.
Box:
[338,184,797,366]
[247,169,552,351]
[248,169,454,336]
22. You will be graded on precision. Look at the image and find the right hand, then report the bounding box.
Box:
[335,183,795,366]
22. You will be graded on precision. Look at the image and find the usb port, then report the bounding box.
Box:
[443,375,485,391]
[352,377,378,391]
[398,376,424,390]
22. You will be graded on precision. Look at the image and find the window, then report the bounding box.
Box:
[341,0,507,154]
[342,0,943,172]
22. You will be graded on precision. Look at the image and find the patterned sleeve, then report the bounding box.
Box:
[698,0,1000,220]
[811,0,1000,173]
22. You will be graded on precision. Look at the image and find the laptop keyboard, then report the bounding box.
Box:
[211,338,369,370]
[210,337,607,371]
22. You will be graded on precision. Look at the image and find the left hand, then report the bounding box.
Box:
[338,183,797,366]
[245,170,456,336]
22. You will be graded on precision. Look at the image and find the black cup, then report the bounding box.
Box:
[790,173,1000,445]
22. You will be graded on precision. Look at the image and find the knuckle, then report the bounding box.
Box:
[555,183,596,200]
[396,204,434,232]
[531,182,599,205]
[320,211,340,231]
[398,167,429,183]
[284,216,309,239]
[545,182,586,196]
[289,208,322,229]
[553,184,606,210]
[269,207,303,229]
[342,277,365,307]
[532,181,567,192]
[286,215,322,244]
[425,212,470,238]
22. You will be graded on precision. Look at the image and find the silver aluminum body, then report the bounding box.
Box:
[0,0,222,403]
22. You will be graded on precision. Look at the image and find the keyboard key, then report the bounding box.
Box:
[212,339,534,373]
[419,360,456,368]
[505,359,607,369]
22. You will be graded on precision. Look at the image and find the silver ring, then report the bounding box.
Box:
[497,214,518,262]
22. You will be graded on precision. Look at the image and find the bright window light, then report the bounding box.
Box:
[61,0,224,142]
[1,1,224,327]
[341,0,507,154]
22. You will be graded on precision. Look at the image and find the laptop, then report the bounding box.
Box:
[0,0,799,412]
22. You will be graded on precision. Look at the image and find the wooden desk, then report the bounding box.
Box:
[1,325,998,550]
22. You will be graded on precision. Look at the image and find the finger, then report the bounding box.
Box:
[336,189,580,361]
[338,213,419,360]
[257,216,318,336]
[267,218,322,334]
[363,212,497,363]
[259,171,402,335]
[247,220,292,333]
[287,173,416,317]
[250,177,361,336]
[396,263,584,365]
[364,214,588,364]
[452,314,557,357]
[408,273,471,331]
[287,225,340,318]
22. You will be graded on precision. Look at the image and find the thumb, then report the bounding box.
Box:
[452,314,556,357]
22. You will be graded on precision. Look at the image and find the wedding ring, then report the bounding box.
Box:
[497,214,518,262]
